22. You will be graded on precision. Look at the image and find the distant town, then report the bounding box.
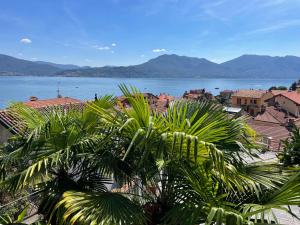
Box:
[1,79,300,153]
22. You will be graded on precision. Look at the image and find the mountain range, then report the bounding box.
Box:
[0,53,300,78]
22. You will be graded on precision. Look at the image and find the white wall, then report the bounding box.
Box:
[275,95,300,117]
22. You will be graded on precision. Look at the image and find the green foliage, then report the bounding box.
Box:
[278,126,300,166]
[0,85,300,225]
[289,79,300,91]
[268,86,287,91]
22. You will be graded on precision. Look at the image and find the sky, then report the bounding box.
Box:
[1,0,300,66]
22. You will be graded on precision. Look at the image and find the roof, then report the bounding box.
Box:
[269,90,288,96]
[0,110,25,134]
[248,120,290,141]
[0,97,83,135]
[232,90,266,98]
[223,106,242,113]
[278,91,300,105]
[24,97,82,108]
[220,90,234,93]
[254,106,289,124]
[158,93,174,102]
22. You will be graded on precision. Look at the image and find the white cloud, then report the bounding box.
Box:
[17,53,23,56]
[31,57,37,61]
[140,54,145,57]
[111,43,117,47]
[98,46,110,50]
[20,38,32,44]
[260,0,288,7]
[111,50,115,54]
[247,19,300,35]
[152,48,167,53]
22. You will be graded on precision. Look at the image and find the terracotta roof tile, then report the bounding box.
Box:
[254,106,289,124]
[232,90,266,98]
[270,90,288,96]
[278,91,300,105]
[248,120,290,141]
[0,97,83,135]
[24,97,82,108]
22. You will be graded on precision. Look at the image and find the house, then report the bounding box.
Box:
[156,93,175,112]
[231,90,267,116]
[183,89,214,101]
[274,91,300,117]
[0,97,83,144]
[117,93,159,109]
[248,106,292,151]
[263,90,288,106]
[248,119,290,151]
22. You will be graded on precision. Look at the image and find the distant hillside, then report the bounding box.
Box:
[221,55,300,78]
[0,54,62,76]
[35,61,80,70]
[57,54,234,78]
[1,53,300,78]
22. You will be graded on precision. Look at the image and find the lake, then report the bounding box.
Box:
[0,76,295,109]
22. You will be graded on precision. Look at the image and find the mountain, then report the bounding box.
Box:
[0,54,63,76]
[221,54,300,78]
[57,54,300,78]
[1,53,300,78]
[35,61,80,70]
[57,54,234,78]
[0,54,80,76]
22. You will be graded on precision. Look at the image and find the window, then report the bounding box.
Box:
[237,98,241,105]
[245,99,247,104]
[254,99,257,104]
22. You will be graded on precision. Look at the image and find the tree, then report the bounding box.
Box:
[289,79,300,91]
[278,126,300,166]
[268,86,287,91]
[1,85,300,225]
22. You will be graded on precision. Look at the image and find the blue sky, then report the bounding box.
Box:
[1,0,300,66]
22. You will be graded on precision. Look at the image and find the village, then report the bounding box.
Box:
[1,84,300,154]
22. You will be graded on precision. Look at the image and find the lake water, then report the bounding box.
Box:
[0,76,295,109]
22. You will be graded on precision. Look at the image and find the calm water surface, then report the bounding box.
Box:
[0,76,295,109]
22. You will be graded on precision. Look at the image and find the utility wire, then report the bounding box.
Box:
[0,190,41,209]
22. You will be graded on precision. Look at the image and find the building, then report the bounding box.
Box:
[274,91,300,117]
[263,90,288,106]
[183,89,214,101]
[0,97,83,144]
[248,106,292,151]
[156,93,175,112]
[231,90,267,116]
[117,93,159,109]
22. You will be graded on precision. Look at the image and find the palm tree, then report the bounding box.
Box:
[0,85,300,225]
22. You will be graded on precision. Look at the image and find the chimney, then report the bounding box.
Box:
[29,96,38,101]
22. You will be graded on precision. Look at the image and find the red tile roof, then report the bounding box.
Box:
[232,90,267,98]
[158,94,174,102]
[248,120,290,141]
[24,97,82,108]
[269,90,288,96]
[278,91,300,105]
[0,97,83,135]
[254,106,289,124]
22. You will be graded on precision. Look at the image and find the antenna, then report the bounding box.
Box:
[57,81,62,98]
